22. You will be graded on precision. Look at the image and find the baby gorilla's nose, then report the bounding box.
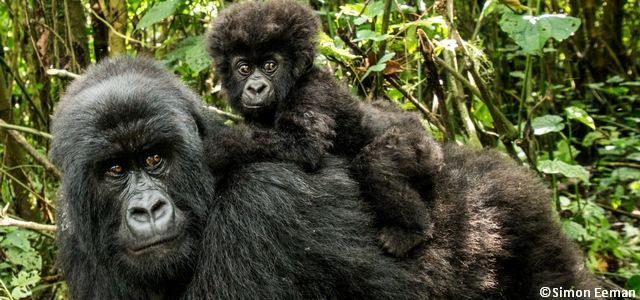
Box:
[246,80,268,96]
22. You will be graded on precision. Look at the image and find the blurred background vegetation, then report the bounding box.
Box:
[0,0,638,298]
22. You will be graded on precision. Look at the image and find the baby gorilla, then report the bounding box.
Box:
[206,0,441,256]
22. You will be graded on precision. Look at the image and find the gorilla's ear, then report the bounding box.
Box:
[293,53,314,78]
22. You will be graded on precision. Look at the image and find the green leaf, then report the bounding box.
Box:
[339,3,364,16]
[165,36,212,72]
[531,115,564,135]
[480,0,498,17]
[137,0,180,29]
[627,152,640,162]
[10,270,40,299]
[582,131,604,147]
[499,12,581,55]
[364,1,385,18]
[318,32,357,60]
[565,106,595,130]
[352,30,390,42]
[0,230,32,250]
[538,159,590,183]
[4,248,42,270]
[562,220,587,241]
[353,16,368,25]
[361,63,386,80]
[611,167,640,181]
[378,52,395,64]
[625,275,640,296]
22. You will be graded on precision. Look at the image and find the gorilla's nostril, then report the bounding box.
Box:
[129,207,151,223]
[150,200,166,216]
[152,201,175,233]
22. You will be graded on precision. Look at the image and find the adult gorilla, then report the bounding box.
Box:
[51,57,601,299]
[49,56,423,299]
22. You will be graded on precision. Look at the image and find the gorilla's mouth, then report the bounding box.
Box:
[242,103,266,109]
[129,234,180,254]
[241,91,275,110]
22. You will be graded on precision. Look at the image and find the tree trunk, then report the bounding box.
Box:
[108,0,127,55]
[65,0,90,70]
[0,37,37,221]
[91,0,109,60]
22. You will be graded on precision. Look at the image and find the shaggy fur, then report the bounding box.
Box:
[206,0,443,256]
[51,57,602,299]
[50,57,212,299]
[49,57,423,299]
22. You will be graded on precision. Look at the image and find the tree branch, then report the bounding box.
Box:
[0,119,62,179]
[0,215,57,232]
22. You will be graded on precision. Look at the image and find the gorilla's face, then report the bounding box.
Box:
[221,52,297,120]
[51,67,211,284]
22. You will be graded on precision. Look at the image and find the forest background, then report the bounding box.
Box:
[0,0,638,298]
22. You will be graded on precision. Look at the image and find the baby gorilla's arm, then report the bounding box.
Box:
[205,110,336,172]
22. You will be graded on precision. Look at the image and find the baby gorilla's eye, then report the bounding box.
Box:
[263,61,277,73]
[107,165,125,177]
[144,154,163,169]
[238,63,252,76]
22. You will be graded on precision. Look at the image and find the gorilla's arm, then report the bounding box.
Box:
[204,110,336,172]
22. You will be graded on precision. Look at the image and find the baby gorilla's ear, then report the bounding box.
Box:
[292,52,315,78]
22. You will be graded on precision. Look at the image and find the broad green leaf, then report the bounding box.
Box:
[365,1,385,18]
[565,106,595,130]
[339,3,364,16]
[611,167,640,181]
[538,159,590,183]
[137,0,180,29]
[0,229,31,250]
[582,131,604,147]
[354,16,368,25]
[562,220,587,241]
[627,153,640,162]
[531,115,564,135]
[165,36,212,72]
[4,248,42,270]
[378,52,395,64]
[361,63,386,80]
[353,30,390,42]
[499,12,581,55]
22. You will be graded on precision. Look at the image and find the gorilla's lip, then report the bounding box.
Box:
[129,234,180,254]
[242,103,267,109]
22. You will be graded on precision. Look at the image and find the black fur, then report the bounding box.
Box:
[50,56,212,299]
[51,57,603,299]
[206,0,443,256]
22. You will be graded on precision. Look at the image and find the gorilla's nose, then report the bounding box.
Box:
[247,81,267,96]
[125,192,175,238]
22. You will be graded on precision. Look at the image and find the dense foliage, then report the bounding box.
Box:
[0,0,638,298]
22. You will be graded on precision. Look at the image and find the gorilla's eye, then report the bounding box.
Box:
[107,165,125,177]
[263,61,277,73]
[144,154,163,169]
[237,63,252,76]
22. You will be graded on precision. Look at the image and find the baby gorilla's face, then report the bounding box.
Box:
[222,52,297,119]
